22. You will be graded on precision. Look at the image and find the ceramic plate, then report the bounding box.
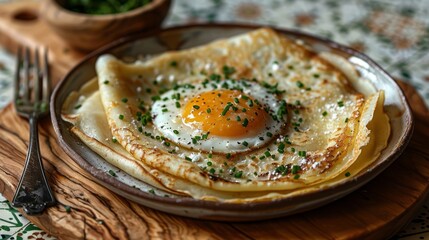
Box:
[50,24,413,221]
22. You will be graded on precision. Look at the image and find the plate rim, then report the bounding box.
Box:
[50,23,414,214]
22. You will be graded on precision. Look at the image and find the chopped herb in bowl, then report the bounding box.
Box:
[63,0,153,15]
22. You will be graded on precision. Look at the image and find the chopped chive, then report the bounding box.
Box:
[291,165,301,174]
[294,174,300,179]
[291,147,295,153]
[296,81,304,88]
[247,99,254,107]
[207,108,212,113]
[226,153,231,159]
[266,132,273,137]
[121,98,128,103]
[236,116,241,121]
[162,108,168,112]
[264,151,271,157]
[242,118,249,127]
[119,114,124,120]
[222,103,232,116]
[207,161,213,166]
[185,156,192,161]
[345,118,349,123]
[338,101,344,107]
[234,98,239,103]
[103,80,109,84]
[234,171,243,178]
[193,105,200,110]
[149,189,155,194]
[278,142,285,153]
[175,102,181,108]
[112,137,118,143]
[242,141,249,147]
[170,61,178,67]
[322,111,328,117]
[298,151,306,157]
[74,104,82,109]
[209,168,216,174]
[64,205,71,213]
[163,141,171,147]
[241,95,249,100]
[108,170,116,177]
[208,153,212,158]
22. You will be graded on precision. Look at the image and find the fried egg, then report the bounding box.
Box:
[151,79,286,153]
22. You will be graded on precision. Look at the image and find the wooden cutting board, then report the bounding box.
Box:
[1,1,429,239]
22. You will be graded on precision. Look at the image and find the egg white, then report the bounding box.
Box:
[151,79,286,153]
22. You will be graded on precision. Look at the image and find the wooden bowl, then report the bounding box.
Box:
[41,0,171,51]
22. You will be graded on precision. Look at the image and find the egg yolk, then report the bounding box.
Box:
[182,90,269,138]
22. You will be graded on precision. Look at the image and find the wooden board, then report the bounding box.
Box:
[1,1,429,239]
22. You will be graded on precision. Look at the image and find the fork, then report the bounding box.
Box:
[12,47,56,215]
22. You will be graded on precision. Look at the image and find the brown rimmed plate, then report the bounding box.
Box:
[50,24,413,221]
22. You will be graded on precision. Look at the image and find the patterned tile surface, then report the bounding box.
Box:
[1,0,429,239]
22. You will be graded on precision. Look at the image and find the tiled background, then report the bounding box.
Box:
[1,0,429,239]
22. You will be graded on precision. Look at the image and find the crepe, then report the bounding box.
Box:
[63,28,390,200]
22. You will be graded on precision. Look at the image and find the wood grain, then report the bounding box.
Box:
[1,1,429,239]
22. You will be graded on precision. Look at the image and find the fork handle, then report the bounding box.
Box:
[12,113,56,215]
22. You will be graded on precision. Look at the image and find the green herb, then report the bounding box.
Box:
[149,189,155,194]
[242,141,249,147]
[103,80,109,85]
[266,132,273,137]
[173,130,179,135]
[207,161,213,166]
[193,105,200,110]
[208,153,213,158]
[175,102,181,108]
[222,65,236,78]
[112,137,118,143]
[296,81,305,88]
[108,170,116,177]
[277,142,285,153]
[74,104,82,109]
[241,95,249,100]
[294,174,300,179]
[345,172,351,177]
[242,118,249,127]
[262,81,285,94]
[234,171,243,178]
[118,114,124,120]
[207,108,212,113]
[222,102,232,116]
[185,156,192,161]
[226,153,231,159]
[63,0,154,15]
[291,165,301,174]
[298,151,306,157]
[234,98,240,103]
[209,168,216,174]
[264,151,271,157]
[247,99,254,107]
[236,116,241,122]
[121,98,128,103]
[345,118,349,123]
[322,111,328,117]
[162,108,168,112]
[170,61,178,67]
[64,205,71,213]
[337,101,344,107]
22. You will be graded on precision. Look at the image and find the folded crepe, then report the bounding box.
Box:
[62,28,390,202]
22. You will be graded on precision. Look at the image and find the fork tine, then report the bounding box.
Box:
[42,48,50,103]
[22,47,30,103]
[33,48,41,103]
